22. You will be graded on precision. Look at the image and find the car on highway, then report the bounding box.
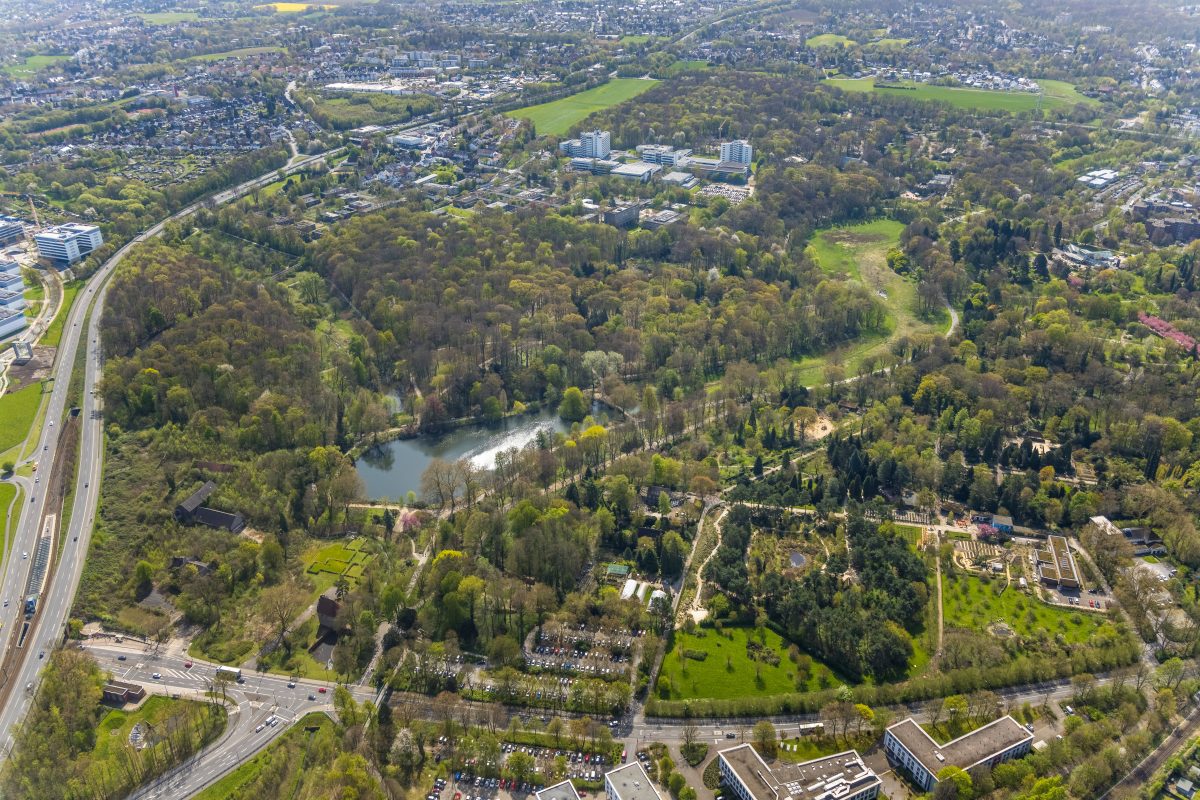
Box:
[2,599,7,607]
[308,693,316,700]
[152,673,161,680]
[21,552,26,559]
[184,661,193,668]
[318,687,327,693]
[38,651,43,659]
[287,681,296,688]
[117,655,126,661]
[255,724,265,733]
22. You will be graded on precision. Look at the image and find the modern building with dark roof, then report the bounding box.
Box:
[719,743,881,800]
[883,716,1033,792]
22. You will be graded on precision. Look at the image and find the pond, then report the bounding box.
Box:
[355,408,571,501]
[789,551,807,568]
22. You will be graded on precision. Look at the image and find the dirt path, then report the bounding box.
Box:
[930,527,945,671]
[687,506,728,624]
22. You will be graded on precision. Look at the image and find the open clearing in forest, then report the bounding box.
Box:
[825,77,1097,113]
[507,79,659,137]
[795,219,947,386]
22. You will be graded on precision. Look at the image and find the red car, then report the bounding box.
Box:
[183,661,193,668]
[318,687,327,693]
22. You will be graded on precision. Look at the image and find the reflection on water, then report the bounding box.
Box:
[355,409,570,500]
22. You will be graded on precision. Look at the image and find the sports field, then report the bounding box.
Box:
[507,79,659,137]
[826,77,1095,113]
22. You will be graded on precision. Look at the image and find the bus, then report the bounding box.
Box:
[215,666,242,682]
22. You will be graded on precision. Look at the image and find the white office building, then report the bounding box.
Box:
[605,763,661,800]
[720,139,754,165]
[0,289,26,312]
[35,222,103,266]
[0,272,22,292]
[0,309,27,340]
[883,716,1033,792]
[0,216,24,247]
[719,744,881,800]
[559,130,612,159]
[0,258,20,276]
[636,145,692,166]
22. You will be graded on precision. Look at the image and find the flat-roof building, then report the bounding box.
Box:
[0,308,28,340]
[0,259,19,276]
[605,763,662,800]
[719,743,881,800]
[560,130,611,159]
[720,139,754,166]
[0,288,25,311]
[883,716,1033,792]
[35,223,103,266]
[610,162,661,183]
[0,217,24,247]
[636,144,692,166]
[537,781,582,800]
[1035,535,1080,589]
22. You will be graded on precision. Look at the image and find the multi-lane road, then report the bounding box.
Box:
[0,147,342,761]
[81,642,375,800]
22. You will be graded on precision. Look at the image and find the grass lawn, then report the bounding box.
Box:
[41,280,81,348]
[507,78,659,137]
[807,33,856,48]
[194,712,335,800]
[797,219,947,387]
[941,574,1111,644]
[662,59,710,76]
[255,2,334,11]
[895,524,923,548]
[3,55,70,78]
[866,38,910,50]
[92,696,226,780]
[0,383,44,459]
[135,11,199,24]
[619,35,655,45]
[1038,78,1101,108]
[186,46,286,62]
[658,626,839,700]
[24,283,43,318]
[1141,555,1160,564]
[0,482,19,567]
[825,77,1092,113]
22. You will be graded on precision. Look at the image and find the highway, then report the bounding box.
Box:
[0,147,342,761]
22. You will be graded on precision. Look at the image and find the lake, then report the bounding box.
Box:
[355,408,571,501]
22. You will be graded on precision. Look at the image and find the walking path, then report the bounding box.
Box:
[686,505,728,624]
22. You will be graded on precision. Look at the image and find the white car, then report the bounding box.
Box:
[151,673,161,680]
[21,552,27,560]
[255,724,265,733]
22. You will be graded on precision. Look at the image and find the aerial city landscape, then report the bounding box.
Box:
[2,0,1200,798]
